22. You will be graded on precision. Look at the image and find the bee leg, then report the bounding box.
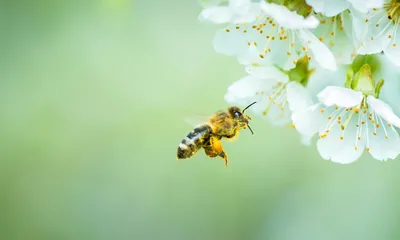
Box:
[210,136,228,167]
[218,151,228,168]
[204,146,219,158]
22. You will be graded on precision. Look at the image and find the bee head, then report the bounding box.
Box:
[228,101,256,134]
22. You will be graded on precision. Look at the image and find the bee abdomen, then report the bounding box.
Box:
[177,125,211,159]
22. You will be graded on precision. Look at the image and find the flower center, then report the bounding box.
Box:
[286,55,314,86]
[224,16,311,68]
[346,55,384,98]
[385,0,400,22]
[319,98,391,152]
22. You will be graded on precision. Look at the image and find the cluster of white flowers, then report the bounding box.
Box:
[198,0,400,164]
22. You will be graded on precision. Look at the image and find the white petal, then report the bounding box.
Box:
[260,2,319,29]
[317,110,366,164]
[351,9,369,42]
[229,0,251,14]
[305,0,349,17]
[317,126,365,164]
[224,75,276,105]
[367,117,400,161]
[213,28,246,56]
[312,12,355,65]
[383,33,400,67]
[297,29,337,70]
[306,65,348,102]
[245,65,289,82]
[317,86,363,108]
[367,96,400,128]
[232,2,262,23]
[286,82,313,112]
[355,11,391,54]
[348,0,384,13]
[292,104,321,137]
[198,7,233,24]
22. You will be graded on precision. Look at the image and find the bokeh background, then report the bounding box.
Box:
[1,0,400,239]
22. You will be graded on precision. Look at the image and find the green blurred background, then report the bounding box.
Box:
[1,0,400,239]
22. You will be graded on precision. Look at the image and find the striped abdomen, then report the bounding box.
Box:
[177,125,212,159]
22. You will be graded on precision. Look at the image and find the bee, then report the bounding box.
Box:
[177,102,256,167]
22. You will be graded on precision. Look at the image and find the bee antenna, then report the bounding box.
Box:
[247,124,254,135]
[242,101,257,113]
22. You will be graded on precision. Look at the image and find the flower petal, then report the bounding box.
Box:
[317,86,363,108]
[232,2,262,23]
[245,65,289,82]
[317,112,366,164]
[260,2,319,29]
[367,117,400,161]
[354,10,391,55]
[229,0,251,15]
[292,104,321,137]
[317,127,366,164]
[224,75,276,106]
[383,33,400,67]
[297,29,337,70]
[198,6,233,24]
[306,65,348,102]
[367,96,400,128]
[213,27,247,56]
[305,0,349,17]
[347,0,384,13]
[312,12,355,64]
[286,82,313,112]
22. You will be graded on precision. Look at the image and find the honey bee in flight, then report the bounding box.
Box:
[177,102,256,167]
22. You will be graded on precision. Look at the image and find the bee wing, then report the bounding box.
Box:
[183,114,210,127]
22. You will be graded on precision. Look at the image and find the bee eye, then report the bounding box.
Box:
[234,111,242,118]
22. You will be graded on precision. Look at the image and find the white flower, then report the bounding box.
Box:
[353,0,400,66]
[311,11,357,64]
[224,64,312,126]
[306,0,384,17]
[198,0,260,24]
[293,59,400,163]
[213,2,337,70]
